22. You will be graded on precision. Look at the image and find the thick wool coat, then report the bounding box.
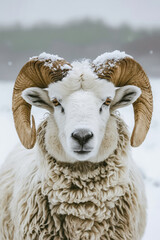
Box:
[0,116,146,240]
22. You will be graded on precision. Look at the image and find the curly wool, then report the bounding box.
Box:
[0,116,146,240]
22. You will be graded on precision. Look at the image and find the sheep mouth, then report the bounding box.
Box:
[74,150,91,155]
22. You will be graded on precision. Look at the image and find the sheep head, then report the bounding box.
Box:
[12,51,153,162]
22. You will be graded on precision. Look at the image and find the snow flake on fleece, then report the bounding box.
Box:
[93,50,133,66]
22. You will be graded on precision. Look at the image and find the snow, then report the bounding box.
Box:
[93,50,133,66]
[29,52,72,70]
[60,64,72,70]
[30,52,63,62]
[8,61,13,66]
[0,78,160,239]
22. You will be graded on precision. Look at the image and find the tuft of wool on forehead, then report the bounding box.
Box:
[48,60,114,99]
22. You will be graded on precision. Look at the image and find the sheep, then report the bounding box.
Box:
[0,51,153,240]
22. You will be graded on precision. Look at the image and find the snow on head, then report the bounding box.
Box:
[93,50,133,66]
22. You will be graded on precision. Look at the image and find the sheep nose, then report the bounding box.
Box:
[71,129,93,146]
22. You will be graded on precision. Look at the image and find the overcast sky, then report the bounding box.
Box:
[1,0,160,29]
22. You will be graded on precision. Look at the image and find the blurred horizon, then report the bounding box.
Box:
[0,19,160,80]
[0,0,160,80]
[1,0,160,29]
[1,18,160,31]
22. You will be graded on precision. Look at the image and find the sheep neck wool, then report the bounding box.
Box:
[33,116,142,240]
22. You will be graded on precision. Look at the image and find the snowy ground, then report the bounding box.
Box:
[0,79,160,239]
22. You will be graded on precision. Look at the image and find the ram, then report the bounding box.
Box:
[0,51,153,240]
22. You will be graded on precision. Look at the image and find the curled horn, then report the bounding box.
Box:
[12,55,71,149]
[94,55,153,147]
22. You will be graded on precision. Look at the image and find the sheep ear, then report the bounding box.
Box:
[22,87,53,112]
[110,85,141,112]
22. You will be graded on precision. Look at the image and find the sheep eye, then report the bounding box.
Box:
[52,98,60,107]
[103,97,112,106]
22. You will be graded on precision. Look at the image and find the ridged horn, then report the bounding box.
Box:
[12,55,71,149]
[94,56,153,147]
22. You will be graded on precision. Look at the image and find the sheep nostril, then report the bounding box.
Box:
[71,129,93,146]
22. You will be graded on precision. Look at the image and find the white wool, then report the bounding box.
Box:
[0,116,147,239]
[48,60,115,100]
[93,50,133,66]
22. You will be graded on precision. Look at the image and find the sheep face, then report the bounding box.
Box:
[22,61,141,163]
[50,89,115,161]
